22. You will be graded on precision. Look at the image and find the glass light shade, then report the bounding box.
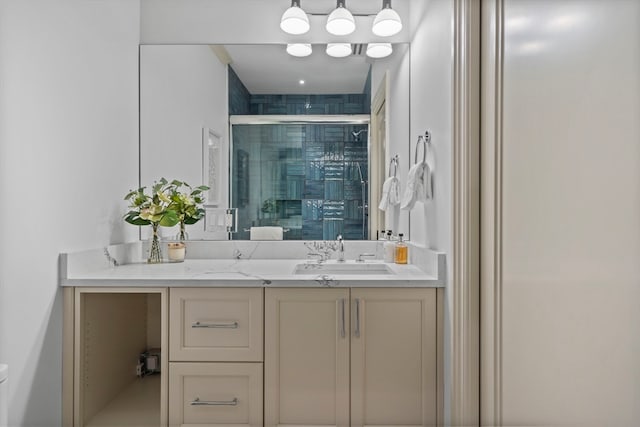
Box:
[326,6,356,36]
[372,7,403,36]
[286,43,313,57]
[366,43,393,58]
[326,43,352,58]
[280,5,310,35]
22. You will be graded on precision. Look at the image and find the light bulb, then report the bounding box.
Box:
[286,43,313,57]
[326,43,352,58]
[366,43,393,58]
[372,2,403,37]
[326,2,355,36]
[280,1,310,35]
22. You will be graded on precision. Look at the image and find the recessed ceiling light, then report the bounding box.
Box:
[286,43,313,57]
[299,80,305,85]
[372,0,403,37]
[366,43,393,58]
[326,1,356,36]
[326,43,352,58]
[280,0,310,35]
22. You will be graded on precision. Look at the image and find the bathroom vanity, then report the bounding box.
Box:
[61,241,445,427]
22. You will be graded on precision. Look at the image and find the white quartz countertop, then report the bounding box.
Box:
[59,241,446,288]
[60,258,442,287]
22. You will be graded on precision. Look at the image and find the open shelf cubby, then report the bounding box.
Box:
[75,289,167,427]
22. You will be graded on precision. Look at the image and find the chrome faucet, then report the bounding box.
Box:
[336,234,345,262]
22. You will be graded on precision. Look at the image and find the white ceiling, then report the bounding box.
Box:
[224,44,372,94]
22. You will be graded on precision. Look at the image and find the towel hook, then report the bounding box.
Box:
[413,131,431,164]
[389,155,399,177]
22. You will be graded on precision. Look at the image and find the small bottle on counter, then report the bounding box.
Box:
[378,229,386,240]
[394,233,408,264]
[383,230,395,263]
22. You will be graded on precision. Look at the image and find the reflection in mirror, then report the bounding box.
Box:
[230,118,369,240]
[139,44,409,241]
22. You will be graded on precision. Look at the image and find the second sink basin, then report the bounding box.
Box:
[293,262,392,275]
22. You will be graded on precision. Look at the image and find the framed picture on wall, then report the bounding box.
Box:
[202,128,222,206]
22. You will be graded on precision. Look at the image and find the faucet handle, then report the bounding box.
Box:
[356,253,376,263]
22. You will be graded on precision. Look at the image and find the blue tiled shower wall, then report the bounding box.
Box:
[228,66,371,240]
[231,123,369,240]
[228,66,372,116]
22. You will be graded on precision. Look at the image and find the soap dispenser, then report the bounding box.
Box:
[394,233,408,264]
[383,230,395,263]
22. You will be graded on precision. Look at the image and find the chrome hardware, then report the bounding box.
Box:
[354,298,361,338]
[190,397,238,406]
[192,321,239,329]
[356,253,376,262]
[336,235,345,262]
[340,298,346,338]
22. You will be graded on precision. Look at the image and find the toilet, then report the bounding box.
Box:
[0,364,7,427]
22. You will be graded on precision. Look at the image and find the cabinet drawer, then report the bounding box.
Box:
[169,288,263,362]
[169,362,263,427]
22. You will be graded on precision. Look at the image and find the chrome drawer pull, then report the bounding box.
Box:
[190,397,238,406]
[354,298,360,338]
[340,298,346,338]
[192,321,239,329]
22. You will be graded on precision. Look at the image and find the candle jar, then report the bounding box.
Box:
[167,242,186,262]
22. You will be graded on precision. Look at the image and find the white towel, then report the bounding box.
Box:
[378,176,400,211]
[400,162,432,210]
[416,162,432,202]
[250,226,283,240]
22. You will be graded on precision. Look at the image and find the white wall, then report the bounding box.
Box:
[409,0,453,253]
[482,0,640,425]
[408,0,455,422]
[140,45,228,240]
[0,1,140,425]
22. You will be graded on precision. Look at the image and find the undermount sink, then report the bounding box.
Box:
[293,262,393,275]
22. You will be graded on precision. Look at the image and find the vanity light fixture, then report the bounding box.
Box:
[286,43,313,57]
[326,0,356,36]
[372,0,403,37]
[280,0,310,35]
[326,43,352,58]
[366,42,393,58]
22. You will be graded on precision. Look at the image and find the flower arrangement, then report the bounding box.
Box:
[124,178,208,263]
[165,180,209,241]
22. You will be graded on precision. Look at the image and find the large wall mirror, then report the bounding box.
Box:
[140,43,410,241]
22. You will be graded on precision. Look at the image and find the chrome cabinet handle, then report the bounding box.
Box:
[190,397,238,406]
[354,298,360,338]
[340,298,346,338]
[192,321,238,329]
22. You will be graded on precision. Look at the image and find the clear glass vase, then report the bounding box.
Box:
[175,221,189,242]
[148,223,162,264]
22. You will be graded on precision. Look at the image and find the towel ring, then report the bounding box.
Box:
[389,155,399,177]
[414,131,431,164]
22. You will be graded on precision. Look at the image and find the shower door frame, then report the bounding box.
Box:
[229,114,371,240]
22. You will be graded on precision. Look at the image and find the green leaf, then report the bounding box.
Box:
[159,209,179,227]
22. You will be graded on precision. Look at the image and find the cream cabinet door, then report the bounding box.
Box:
[168,362,263,427]
[265,288,350,427]
[169,288,263,362]
[350,288,437,427]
